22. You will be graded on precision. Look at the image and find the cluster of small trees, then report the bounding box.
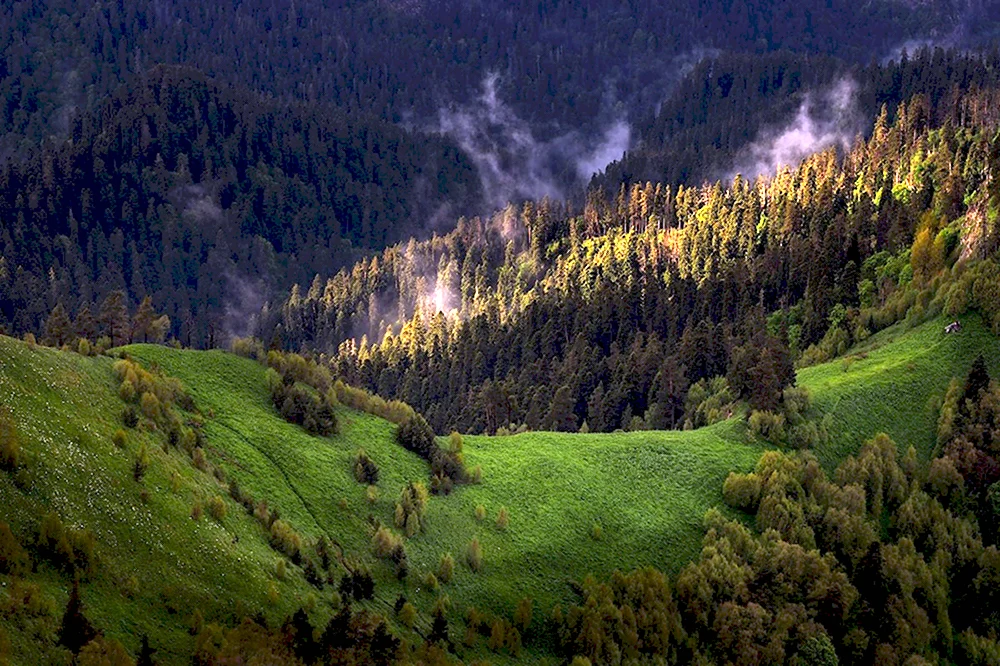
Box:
[394,481,429,537]
[562,409,1000,664]
[395,415,469,494]
[266,370,339,437]
[353,450,379,485]
[36,513,97,576]
[41,294,169,351]
[113,357,194,425]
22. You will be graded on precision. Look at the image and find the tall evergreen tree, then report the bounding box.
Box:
[99,291,129,346]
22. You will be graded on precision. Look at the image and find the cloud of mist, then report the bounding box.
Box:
[653,47,723,116]
[433,73,631,211]
[881,0,994,62]
[728,78,861,182]
[223,271,268,342]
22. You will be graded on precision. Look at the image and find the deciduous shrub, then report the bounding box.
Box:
[514,597,532,631]
[207,496,227,521]
[438,553,455,583]
[270,520,303,560]
[748,410,787,444]
[399,602,418,628]
[372,526,404,559]
[466,538,483,572]
[121,405,139,428]
[496,507,510,531]
[36,513,96,574]
[132,445,149,482]
[722,471,762,511]
[0,522,29,575]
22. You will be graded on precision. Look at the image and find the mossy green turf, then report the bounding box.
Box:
[0,312,995,663]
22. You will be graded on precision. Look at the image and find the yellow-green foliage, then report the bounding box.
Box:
[140,391,162,420]
[112,357,193,423]
[36,512,96,574]
[438,552,455,583]
[467,537,483,572]
[722,471,763,511]
[395,481,429,536]
[269,520,302,559]
[207,496,227,521]
[684,377,736,429]
[334,379,416,425]
[399,601,418,628]
[0,578,56,618]
[748,410,787,444]
[372,526,404,558]
[495,506,510,531]
[514,596,532,631]
[0,522,30,575]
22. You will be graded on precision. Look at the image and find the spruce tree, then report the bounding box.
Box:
[99,291,129,346]
[44,303,72,347]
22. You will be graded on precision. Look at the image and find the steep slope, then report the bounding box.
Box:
[800,314,1000,469]
[0,338,341,663]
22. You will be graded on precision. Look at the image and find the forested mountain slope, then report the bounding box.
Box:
[0,66,479,346]
[268,85,1000,436]
[4,0,997,156]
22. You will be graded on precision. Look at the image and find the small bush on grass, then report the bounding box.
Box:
[207,496,227,521]
[438,553,455,583]
[466,538,483,572]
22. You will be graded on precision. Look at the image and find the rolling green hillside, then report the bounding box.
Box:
[0,311,996,663]
[799,314,1000,470]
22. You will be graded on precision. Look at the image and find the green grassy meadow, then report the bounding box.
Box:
[0,312,996,663]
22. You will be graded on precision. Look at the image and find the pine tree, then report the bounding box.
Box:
[99,291,129,346]
[44,303,72,347]
[546,385,577,432]
[74,305,97,342]
[132,296,156,343]
[136,635,156,666]
[320,604,352,651]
